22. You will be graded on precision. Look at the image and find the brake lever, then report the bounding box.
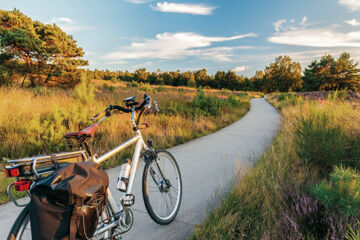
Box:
[153,101,160,112]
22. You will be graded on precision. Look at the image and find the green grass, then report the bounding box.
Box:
[193,94,360,239]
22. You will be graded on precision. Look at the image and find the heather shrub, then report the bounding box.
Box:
[310,166,360,216]
[278,191,327,239]
[278,190,360,239]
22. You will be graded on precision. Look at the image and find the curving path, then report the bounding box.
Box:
[0,97,280,240]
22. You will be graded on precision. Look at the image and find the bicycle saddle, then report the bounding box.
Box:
[64,124,99,139]
[123,96,136,103]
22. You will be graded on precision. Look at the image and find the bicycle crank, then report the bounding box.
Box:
[118,208,134,233]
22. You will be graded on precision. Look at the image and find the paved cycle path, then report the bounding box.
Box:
[0,97,280,240]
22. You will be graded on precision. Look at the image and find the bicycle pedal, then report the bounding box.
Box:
[121,194,135,206]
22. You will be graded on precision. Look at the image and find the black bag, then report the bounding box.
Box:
[29,162,109,240]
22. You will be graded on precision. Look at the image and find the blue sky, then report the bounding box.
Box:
[2,0,360,76]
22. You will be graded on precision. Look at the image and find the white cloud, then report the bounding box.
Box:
[346,18,360,26]
[51,17,73,24]
[269,17,360,48]
[151,2,216,15]
[232,66,249,73]
[124,0,152,4]
[268,49,360,66]
[301,16,307,27]
[131,61,155,69]
[273,16,307,32]
[104,32,256,62]
[274,19,287,32]
[49,17,93,33]
[339,0,360,11]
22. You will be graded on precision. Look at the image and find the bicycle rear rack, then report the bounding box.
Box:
[5,151,88,207]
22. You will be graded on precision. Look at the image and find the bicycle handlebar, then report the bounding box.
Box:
[106,94,151,115]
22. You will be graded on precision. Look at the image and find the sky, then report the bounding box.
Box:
[2,0,360,76]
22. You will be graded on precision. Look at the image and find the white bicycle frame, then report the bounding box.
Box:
[92,110,148,236]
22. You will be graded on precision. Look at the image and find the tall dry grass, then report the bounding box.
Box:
[0,83,251,203]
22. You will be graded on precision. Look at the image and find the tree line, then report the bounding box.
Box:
[1,9,360,92]
[87,52,360,93]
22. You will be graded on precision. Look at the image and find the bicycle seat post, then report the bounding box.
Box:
[83,141,94,159]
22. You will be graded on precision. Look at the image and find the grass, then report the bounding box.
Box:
[0,82,254,204]
[193,93,360,240]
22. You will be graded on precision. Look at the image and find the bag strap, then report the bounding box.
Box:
[70,198,82,240]
[51,154,60,169]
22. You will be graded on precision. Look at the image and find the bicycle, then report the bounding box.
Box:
[5,94,183,240]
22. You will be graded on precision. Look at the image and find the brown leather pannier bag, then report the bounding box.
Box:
[29,162,109,240]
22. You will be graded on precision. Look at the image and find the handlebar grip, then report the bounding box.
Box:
[111,105,132,113]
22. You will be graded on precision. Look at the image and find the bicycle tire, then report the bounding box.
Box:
[7,204,30,240]
[142,149,182,225]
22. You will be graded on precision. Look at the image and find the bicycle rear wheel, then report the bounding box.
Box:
[7,203,114,240]
[142,150,182,225]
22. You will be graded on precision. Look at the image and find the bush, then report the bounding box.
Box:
[295,112,349,176]
[126,81,139,88]
[221,88,232,95]
[156,86,166,92]
[224,95,241,107]
[28,86,51,97]
[162,101,193,117]
[72,74,95,104]
[276,93,304,110]
[310,166,360,216]
[330,89,349,101]
[102,83,116,92]
[192,89,220,116]
[138,82,154,93]
[237,92,248,98]
[26,104,93,153]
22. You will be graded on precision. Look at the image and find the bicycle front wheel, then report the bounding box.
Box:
[142,150,182,225]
